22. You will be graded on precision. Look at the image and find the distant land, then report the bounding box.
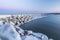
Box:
[0,9,60,14]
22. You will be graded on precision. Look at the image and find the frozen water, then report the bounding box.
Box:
[0,21,3,25]
[24,35,39,40]
[32,32,48,40]
[0,22,50,40]
[0,23,21,40]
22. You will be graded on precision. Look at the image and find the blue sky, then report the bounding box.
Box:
[0,0,60,14]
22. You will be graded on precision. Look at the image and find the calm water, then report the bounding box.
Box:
[20,14,60,40]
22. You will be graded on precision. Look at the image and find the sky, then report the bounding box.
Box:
[0,0,60,14]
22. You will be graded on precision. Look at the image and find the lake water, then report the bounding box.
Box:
[20,13,60,40]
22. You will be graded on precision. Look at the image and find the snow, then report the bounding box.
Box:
[25,35,39,40]
[0,22,49,40]
[0,23,21,40]
[32,33,48,40]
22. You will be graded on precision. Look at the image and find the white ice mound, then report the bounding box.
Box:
[0,22,50,40]
[0,23,21,40]
[25,35,39,40]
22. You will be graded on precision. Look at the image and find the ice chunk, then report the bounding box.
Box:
[48,38,54,40]
[25,35,39,40]
[0,21,3,25]
[32,32,48,40]
[0,23,21,40]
